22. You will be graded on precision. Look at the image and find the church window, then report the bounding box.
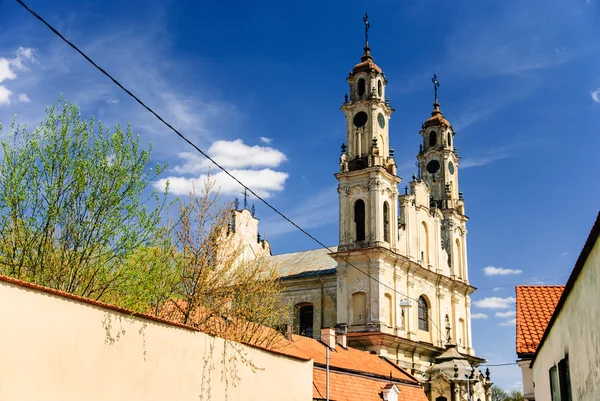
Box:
[447,132,452,147]
[428,131,437,147]
[354,200,366,242]
[297,304,314,338]
[418,296,429,331]
[455,238,463,278]
[384,293,393,327]
[378,80,382,97]
[383,201,390,242]
[357,78,366,96]
[420,221,430,264]
[435,397,448,401]
[352,292,367,325]
[459,318,466,347]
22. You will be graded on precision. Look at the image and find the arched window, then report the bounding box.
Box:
[447,132,452,147]
[354,200,365,242]
[420,221,430,264]
[352,292,367,325]
[297,304,313,337]
[418,296,429,331]
[384,293,393,327]
[383,201,390,242]
[455,238,463,278]
[357,78,366,97]
[378,80,382,97]
[428,131,437,147]
[436,397,448,401]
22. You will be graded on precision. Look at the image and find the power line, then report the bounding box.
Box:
[479,362,518,367]
[16,0,453,342]
[475,276,568,292]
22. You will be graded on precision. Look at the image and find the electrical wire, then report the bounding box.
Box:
[475,276,568,292]
[16,0,465,343]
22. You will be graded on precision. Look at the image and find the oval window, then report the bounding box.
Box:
[357,78,366,96]
[427,160,440,174]
[353,111,368,127]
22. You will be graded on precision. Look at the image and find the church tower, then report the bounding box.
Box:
[337,14,399,250]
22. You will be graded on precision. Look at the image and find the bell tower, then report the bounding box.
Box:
[337,14,399,250]
[416,75,469,281]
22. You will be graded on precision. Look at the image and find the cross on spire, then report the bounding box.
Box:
[363,13,370,46]
[432,73,440,102]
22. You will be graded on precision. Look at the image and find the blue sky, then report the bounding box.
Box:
[1,0,599,391]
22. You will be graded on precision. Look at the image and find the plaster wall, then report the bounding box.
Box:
[532,236,600,401]
[517,359,535,400]
[0,280,312,401]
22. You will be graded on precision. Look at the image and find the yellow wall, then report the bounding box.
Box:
[0,279,312,401]
[532,235,600,400]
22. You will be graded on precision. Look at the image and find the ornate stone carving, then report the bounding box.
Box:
[349,277,367,293]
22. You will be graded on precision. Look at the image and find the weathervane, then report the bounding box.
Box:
[432,73,440,102]
[363,13,370,45]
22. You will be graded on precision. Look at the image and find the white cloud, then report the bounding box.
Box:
[471,313,489,319]
[493,287,502,292]
[0,59,17,83]
[17,93,30,103]
[560,252,568,257]
[496,311,516,318]
[591,89,600,103]
[172,139,287,174]
[0,86,12,105]
[460,154,510,169]
[499,318,517,326]
[473,297,516,309]
[155,168,289,199]
[483,266,523,276]
[260,136,272,144]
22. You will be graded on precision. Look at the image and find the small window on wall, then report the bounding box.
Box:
[354,200,366,242]
[418,296,429,331]
[447,132,452,147]
[297,304,314,338]
[352,292,367,325]
[383,201,390,242]
[429,131,437,147]
[357,78,366,96]
[378,80,382,97]
[550,356,572,401]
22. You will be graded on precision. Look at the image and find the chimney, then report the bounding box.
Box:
[335,323,347,348]
[321,328,336,349]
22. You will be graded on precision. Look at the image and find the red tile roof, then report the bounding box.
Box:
[279,335,427,401]
[515,285,565,356]
[313,368,427,401]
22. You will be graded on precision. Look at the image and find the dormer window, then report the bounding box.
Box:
[357,78,366,96]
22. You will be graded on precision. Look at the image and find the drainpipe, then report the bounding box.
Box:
[326,346,330,401]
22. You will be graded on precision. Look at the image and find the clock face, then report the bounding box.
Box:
[448,161,455,175]
[378,113,385,129]
[353,111,368,127]
[427,160,440,174]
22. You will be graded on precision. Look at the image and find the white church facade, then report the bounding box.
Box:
[232,17,493,401]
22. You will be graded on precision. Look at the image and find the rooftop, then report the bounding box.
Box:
[515,285,565,356]
[271,247,337,279]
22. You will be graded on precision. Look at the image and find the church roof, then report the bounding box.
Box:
[349,46,383,76]
[515,285,565,356]
[272,247,337,279]
[422,101,451,128]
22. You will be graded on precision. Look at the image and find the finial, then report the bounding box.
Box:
[251,204,256,217]
[234,198,239,210]
[453,364,459,379]
[432,73,440,103]
[341,143,347,153]
[485,367,491,381]
[363,13,370,46]
[344,93,348,103]
[242,188,248,209]
[389,148,394,158]
[372,137,377,148]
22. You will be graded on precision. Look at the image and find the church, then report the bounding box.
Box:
[231,16,492,401]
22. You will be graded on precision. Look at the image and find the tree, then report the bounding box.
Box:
[491,385,508,401]
[155,181,291,348]
[0,98,167,301]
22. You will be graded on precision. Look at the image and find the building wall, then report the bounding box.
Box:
[0,279,313,401]
[532,236,600,400]
[517,359,535,400]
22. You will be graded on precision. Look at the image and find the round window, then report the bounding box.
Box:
[353,111,368,127]
[427,160,440,174]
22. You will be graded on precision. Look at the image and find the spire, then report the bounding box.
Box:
[431,73,441,116]
[361,13,373,61]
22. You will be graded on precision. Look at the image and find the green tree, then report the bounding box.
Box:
[0,98,167,301]
[491,385,508,401]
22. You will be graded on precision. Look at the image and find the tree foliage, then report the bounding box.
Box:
[0,99,289,348]
[490,385,525,401]
[0,99,167,300]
